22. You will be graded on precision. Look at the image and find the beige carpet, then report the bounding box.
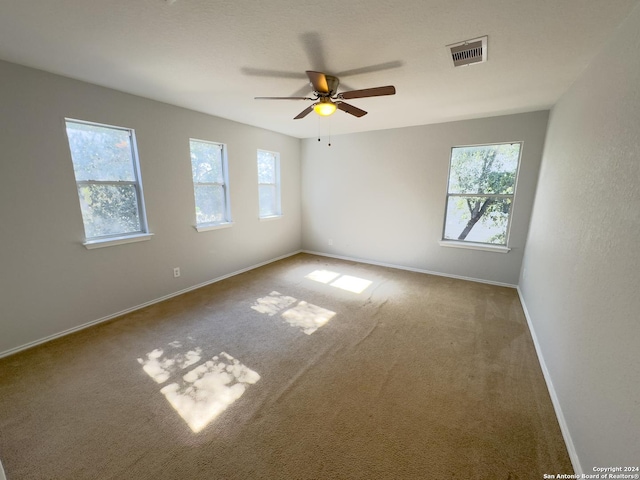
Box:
[0,253,572,479]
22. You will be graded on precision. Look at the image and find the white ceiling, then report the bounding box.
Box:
[1,0,637,139]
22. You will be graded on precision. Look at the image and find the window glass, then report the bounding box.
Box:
[443,143,521,245]
[259,185,277,217]
[190,139,231,227]
[65,120,147,240]
[257,150,281,218]
[67,122,136,182]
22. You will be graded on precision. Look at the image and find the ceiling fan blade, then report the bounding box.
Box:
[241,67,307,79]
[306,71,329,93]
[294,105,315,119]
[337,102,368,118]
[336,61,403,78]
[255,96,313,100]
[289,84,313,97]
[300,32,328,73]
[340,86,396,99]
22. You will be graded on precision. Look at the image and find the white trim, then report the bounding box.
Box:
[194,222,234,232]
[439,240,511,253]
[516,287,582,475]
[0,459,5,480]
[259,215,283,222]
[0,250,302,359]
[83,233,153,249]
[302,250,516,288]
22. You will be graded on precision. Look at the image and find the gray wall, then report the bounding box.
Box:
[0,60,301,355]
[520,3,640,472]
[301,111,549,285]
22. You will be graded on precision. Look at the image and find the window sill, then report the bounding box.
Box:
[259,215,283,222]
[439,240,510,253]
[84,233,153,250]
[194,222,234,232]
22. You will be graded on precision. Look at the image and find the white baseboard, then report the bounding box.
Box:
[0,250,302,359]
[302,250,517,288]
[516,287,582,475]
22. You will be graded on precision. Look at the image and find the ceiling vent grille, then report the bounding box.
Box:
[448,36,488,67]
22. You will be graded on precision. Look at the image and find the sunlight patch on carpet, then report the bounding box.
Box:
[305,269,341,284]
[251,291,297,316]
[138,347,203,383]
[160,352,260,433]
[281,301,336,335]
[305,270,373,294]
[251,291,337,334]
[329,275,373,294]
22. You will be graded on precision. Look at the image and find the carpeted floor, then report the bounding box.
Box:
[0,253,572,479]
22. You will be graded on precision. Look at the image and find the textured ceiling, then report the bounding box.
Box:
[0,0,638,138]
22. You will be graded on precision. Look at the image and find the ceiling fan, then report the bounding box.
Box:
[255,71,396,120]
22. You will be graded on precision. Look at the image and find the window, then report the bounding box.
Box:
[190,139,231,229]
[443,142,522,246]
[65,119,149,245]
[257,149,281,218]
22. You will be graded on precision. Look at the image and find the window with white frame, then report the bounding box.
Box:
[65,119,149,242]
[190,139,231,228]
[443,142,522,246]
[257,149,281,218]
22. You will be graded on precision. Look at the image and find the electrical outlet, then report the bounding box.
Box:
[173,267,181,278]
[328,239,333,246]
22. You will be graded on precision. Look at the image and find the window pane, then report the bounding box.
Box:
[259,185,277,217]
[257,151,275,184]
[190,140,223,184]
[448,144,520,195]
[77,184,141,238]
[66,122,136,182]
[194,185,226,224]
[444,196,512,245]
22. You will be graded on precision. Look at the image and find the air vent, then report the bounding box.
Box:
[447,36,488,67]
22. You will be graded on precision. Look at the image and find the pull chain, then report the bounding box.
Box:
[316,115,333,147]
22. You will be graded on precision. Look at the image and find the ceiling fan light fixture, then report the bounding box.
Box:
[313,99,337,116]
